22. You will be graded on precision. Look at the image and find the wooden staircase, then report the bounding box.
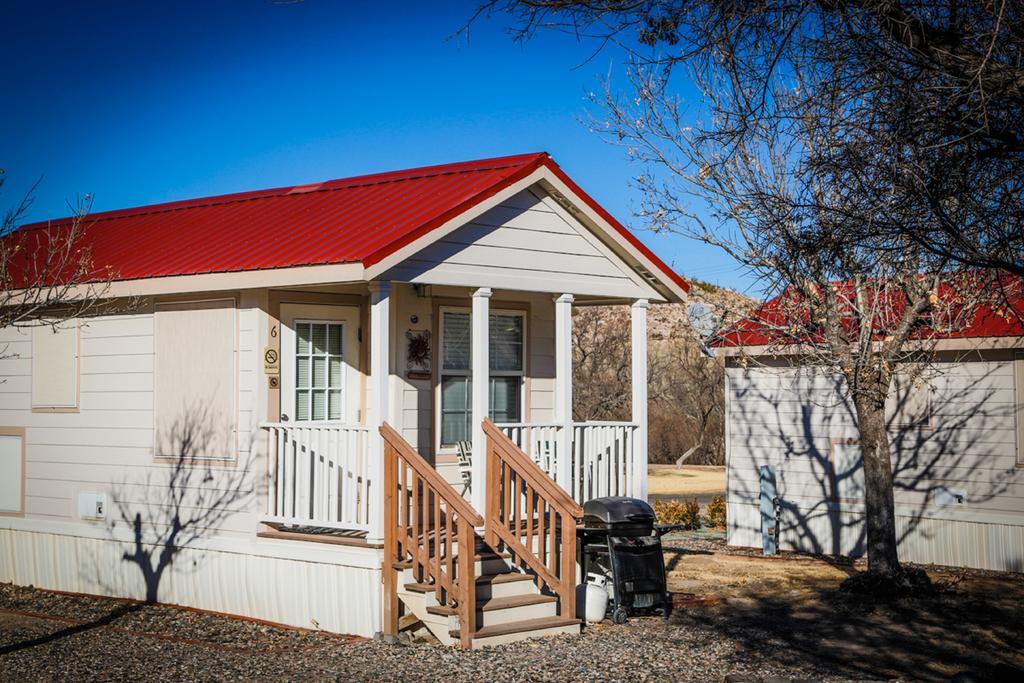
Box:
[380,423,582,648]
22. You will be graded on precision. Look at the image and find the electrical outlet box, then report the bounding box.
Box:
[934,487,967,507]
[78,492,107,520]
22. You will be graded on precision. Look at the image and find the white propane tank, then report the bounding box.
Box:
[584,573,610,624]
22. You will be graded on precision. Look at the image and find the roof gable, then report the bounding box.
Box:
[384,187,660,299]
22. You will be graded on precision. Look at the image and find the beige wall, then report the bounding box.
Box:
[0,293,264,538]
[2,282,564,526]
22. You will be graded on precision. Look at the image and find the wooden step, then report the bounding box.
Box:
[426,604,457,617]
[476,593,558,627]
[402,581,435,594]
[475,571,535,599]
[478,593,556,611]
[476,571,533,586]
[450,616,581,646]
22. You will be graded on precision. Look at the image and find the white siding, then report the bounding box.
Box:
[0,302,264,537]
[384,188,660,299]
[725,356,1024,571]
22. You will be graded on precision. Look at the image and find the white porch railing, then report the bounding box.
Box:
[262,422,373,531]
[496,421,640,503]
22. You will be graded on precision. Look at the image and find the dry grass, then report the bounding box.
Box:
[647,464,725,496]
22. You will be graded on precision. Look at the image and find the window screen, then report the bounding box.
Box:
[439,309,524,446]
[294,322,344,421]
[154,300,236,460]
[32,321,78,408]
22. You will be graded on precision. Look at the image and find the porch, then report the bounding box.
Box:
[258,281,653,544]
[259,418,642,534]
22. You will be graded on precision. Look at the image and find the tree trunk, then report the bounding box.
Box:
[853,396,902,577]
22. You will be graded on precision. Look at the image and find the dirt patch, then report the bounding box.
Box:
[648,464,725,497]
[664,535,1024,682]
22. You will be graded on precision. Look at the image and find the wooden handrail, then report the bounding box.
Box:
[381,424,483,525]
[483,420,583,518]
[380,423,480,648]
[482,418,582,622]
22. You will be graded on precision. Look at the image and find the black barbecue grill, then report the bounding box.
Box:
[577,496,680,624]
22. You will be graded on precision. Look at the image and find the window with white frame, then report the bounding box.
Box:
[439,309,524,446]
[294,321,345,422]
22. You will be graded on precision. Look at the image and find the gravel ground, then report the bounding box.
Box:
[1,581,850,682]
[4,538,1023,683]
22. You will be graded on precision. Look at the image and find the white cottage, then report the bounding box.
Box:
[0,153,688,646]
[715,287,1024,573]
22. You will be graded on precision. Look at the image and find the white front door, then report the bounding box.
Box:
[280,304,361,424]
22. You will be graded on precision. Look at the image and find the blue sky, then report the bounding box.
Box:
[1,0,751,292]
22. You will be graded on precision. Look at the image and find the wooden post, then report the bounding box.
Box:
[470,287,491,514]
[631,299,649,501]
[458,520,476,648]
[560,513,577,619]
[381,439,398,638]
[484,438,498,548]
[554,293,574,495]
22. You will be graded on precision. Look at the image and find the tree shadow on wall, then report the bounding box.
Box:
[729,360,1020,567]
[106,404,257,604]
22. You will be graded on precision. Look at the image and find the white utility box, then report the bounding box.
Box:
[78,491,107,520]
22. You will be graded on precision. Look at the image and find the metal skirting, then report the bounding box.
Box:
[0,528,383,636]
[726,501,1024,572]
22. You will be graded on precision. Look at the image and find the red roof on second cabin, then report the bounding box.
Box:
[13,152,688,294]
[714,273,1024,348]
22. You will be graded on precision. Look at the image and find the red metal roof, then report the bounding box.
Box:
[13,152,688,294]
[713,273,1024,347]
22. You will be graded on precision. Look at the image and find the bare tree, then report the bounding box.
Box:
[483,1,1024,278]
[1,171,113,331]
[485,1,1021,589]
[573,303,729,465]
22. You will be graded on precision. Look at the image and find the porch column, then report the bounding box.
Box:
[470,287,492,514]
[554,294,574,495]
[368,281,391,544]
[631,299,649,501]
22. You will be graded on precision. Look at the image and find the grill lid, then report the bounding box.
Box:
[583,496,655,526]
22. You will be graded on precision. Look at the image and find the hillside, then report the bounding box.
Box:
[572,280,757,465]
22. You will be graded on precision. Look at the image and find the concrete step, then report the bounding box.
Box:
[451,616,582,649]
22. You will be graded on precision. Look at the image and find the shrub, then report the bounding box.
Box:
[705,495,727,530]
[654,498,702,529]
